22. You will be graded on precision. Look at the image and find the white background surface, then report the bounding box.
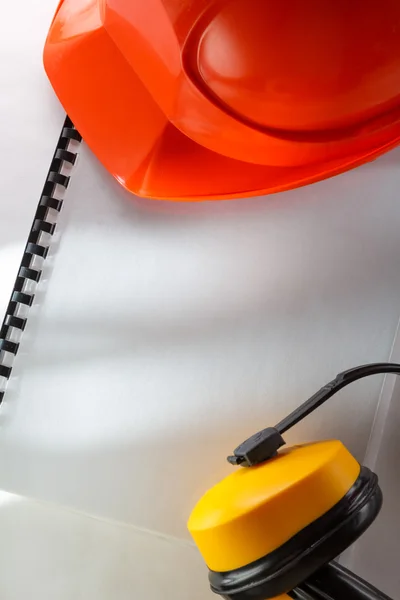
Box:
[0,492,212,600]
[0,1,64,317]
[2,1,400,598]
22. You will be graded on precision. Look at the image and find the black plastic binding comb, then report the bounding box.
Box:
[0,117,81,404]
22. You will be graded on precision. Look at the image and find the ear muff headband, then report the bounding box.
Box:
[229,363,400,467]
[189,363,398,600]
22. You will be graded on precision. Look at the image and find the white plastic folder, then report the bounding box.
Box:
[2,119,400,592]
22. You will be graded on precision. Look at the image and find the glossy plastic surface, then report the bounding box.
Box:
[187,441,360,571]
[44,0,400,200]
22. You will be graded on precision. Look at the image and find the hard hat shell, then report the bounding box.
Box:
[44,0,400,200]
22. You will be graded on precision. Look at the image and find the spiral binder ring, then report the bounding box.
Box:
[0,116,82,403]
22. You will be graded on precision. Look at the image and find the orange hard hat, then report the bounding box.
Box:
[44,0,400,201]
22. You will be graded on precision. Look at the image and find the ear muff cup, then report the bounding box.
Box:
[209,467,382,600]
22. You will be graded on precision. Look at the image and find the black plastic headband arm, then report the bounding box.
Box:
[289,561,393,600]
[228,362,400,466]
[276,362,400,434]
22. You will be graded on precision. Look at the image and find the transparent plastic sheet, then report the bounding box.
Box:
[1,137,400,594]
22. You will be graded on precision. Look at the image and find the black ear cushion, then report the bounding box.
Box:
[209,467,382,600]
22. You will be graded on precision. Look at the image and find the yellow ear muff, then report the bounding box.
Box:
[188,440,359,572]
[188,440,381,600]
[188,364,397,599]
